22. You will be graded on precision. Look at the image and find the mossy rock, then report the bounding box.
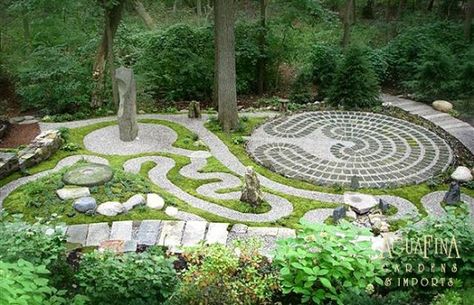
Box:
[63,163,113,187]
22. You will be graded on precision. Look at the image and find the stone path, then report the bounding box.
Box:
[65,220,295,256]
[382,94,474,155]
[247,111,453,188]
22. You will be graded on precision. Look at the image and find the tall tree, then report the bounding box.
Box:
[132,0,155,29]
[341,0,354,49]
[214,0,238,131]
[257,0,269,95]
[91,0,124,108]
[465,0,474,42]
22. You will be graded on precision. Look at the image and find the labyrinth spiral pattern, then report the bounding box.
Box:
[247,111,453,188]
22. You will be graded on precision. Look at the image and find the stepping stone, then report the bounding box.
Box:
[97,201,125,216]
[86,223,110,246]
[181,221,207,247]
[56,187,90,200]
[99,240,138,253]
[205,223,229,245]
[66,224,89,245]
[18,119,39,125]
[230,223,248,234]
[110,221,133,240]
[63,163,114,187]
[146,193,164,210]
[123,194,145,211]
[136,220,161,245]
[9,116,25,123]
[157,221,185,247]
[344,192,378,214]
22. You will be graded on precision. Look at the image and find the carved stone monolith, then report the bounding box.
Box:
[188,101,202,119]
[240,166,264,207]
[116,67,138,142]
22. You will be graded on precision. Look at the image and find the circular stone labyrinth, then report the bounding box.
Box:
[247,111,453,188]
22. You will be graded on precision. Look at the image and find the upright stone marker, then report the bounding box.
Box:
[188,101,202,119]
[116,67,138,142]
[240,166,264,207]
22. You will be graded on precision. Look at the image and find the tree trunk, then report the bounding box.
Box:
[105,9,119,109]
[465,0,474,42]
[214,0,238,132]
[22,15,31,50]
[132,0,155,30]
[91,1,124,108]
[197,0,203,16]
[396,0,405,20]
[352,0,357,24]
[257,0,268,95]
[341,0,354,49]
[427,0,435,11]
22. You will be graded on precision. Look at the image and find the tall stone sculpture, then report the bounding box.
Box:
[116,67,138,142]
[240,166,264,207]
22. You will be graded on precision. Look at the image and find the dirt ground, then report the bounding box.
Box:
[0,123,40,148]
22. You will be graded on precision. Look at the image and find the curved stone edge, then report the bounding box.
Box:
[421,191,474,222]
[0,155,109,208]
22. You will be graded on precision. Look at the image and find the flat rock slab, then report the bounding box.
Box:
[56,187,90,200]
[136,220,161,245]
[86,223,110,246]
[66,224,89,245]
[205,223,229,245]
[344,192,378,214]
[181,221,208,247]
[110,221,133,240]
[63,163,114,187]
[158,221,185,247]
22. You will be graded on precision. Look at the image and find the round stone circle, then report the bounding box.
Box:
[63,163,114,187]
[247,111,453,188]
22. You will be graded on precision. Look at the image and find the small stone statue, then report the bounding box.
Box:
[350,175,360,190]
[240,166,264,207]
[378,199,390,214]
[333,206,346,222]
[116,67,138,142]
[188,101,201,119]
[443,181,461,205]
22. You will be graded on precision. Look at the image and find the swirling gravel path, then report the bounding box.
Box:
[123,156,293,222]
[37,113,423,223]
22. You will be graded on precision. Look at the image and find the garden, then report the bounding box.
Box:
[0,0,474,304]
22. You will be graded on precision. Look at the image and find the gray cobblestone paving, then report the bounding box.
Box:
[247,111,453,188]
[421,191,474,222]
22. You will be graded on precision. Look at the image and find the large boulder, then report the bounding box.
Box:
[56,187,90,200]
[240,166,264,207]
[73,197,97,214]
[344,192,378,214]
[97,201,125,216]
[451,166,473,182]
[116,67,138,142]
[432,100,453,113]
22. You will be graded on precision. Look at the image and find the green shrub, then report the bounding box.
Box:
[76,247,177,305]
[342,290,413,305]
[328,47,381,109]
[274,221,385,304]
[0,215,66,270]
[289,68,313,104]
[459,48,474,99]
[137,24,214,102]
[430,290,462,305]
[167,242,279,305]
[386,208,474,290]
[307,43,340,97]
[405,45,458,101]
[0,259,80,305]
[16,46,92,115]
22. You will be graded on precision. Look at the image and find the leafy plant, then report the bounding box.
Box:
[0,259,71,305]
[76,247,177,305]
[167,241,279,305]
[274,221,385,304]
[328,46,381,109]
[430,290,462,305]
